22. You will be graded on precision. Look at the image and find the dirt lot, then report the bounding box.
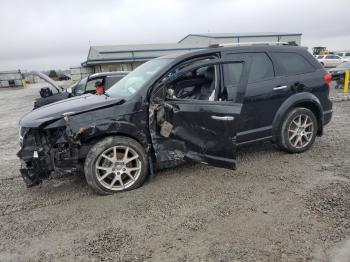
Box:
[0,85,350,262]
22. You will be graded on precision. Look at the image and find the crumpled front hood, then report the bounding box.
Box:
[20,94,124,128]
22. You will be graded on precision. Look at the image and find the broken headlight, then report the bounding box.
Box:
[19,126,30,145]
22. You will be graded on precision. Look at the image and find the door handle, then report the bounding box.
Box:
[211,115,234,121]
[273,85,288,91]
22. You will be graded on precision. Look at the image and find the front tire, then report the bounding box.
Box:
[84,136,148,195]
[278,107,318,154]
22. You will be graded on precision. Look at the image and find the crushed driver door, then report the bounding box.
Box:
[150,57,250,170]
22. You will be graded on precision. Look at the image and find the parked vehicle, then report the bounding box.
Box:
[34,71,128,109]
[317,55,344,68]
[58,74,71,81]
[335,51,350,62]
[312,46,332,56]
[328,61,350,88]
[18,44,333,194]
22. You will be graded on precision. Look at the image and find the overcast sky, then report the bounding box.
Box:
[1,0,349,71]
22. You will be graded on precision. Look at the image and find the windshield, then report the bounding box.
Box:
[337,62,350,68]
[74,77,88,95]
[106,58,173,98]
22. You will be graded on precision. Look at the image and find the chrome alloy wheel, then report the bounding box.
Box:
[95,146,142,191]
[288,114,314,149]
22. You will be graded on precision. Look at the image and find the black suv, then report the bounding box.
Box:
[18,44,333,194]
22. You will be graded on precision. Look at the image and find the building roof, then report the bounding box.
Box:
[178,32,302,42]
[82,32,302,66]
[0,70,22,74]
[82,43,207,66]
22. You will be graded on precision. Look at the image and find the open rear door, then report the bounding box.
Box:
[149,57,250,170]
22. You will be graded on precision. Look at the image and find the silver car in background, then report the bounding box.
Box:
[317,54,345,68]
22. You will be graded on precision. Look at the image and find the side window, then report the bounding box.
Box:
[166,65,217,101]
[346,53,350,57]
[86,78,104,92]
[105,76,124,89]
[326,55,339,59]
[223,62,243,101]
[248,53,274,83]
[272,52,315,75]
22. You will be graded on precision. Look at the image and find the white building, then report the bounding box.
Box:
[178,32,302,46]
[0,70,25,88]
[75,32,302,79]
[81,43,205,73]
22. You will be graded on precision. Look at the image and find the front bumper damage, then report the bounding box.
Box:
[17,125,82,187]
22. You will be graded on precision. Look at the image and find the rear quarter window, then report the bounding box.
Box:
[247,53,274,83]
[272,52,315,75]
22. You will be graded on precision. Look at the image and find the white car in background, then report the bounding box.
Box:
[335,51,350,62]
[317,55,345,68]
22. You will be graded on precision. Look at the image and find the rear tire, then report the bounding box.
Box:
[84,136,148,195]
[278,107,318,154]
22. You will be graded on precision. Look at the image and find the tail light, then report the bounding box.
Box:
[324,72,332,86]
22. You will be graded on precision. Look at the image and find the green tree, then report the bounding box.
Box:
[48,70,58,80]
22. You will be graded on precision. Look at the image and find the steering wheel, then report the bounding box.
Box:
[176,86,198,99]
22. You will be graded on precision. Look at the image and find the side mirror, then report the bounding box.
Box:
[66,87,73,94]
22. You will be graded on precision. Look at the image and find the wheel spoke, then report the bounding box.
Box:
[101,153,114,163]
[289,132,298,141]
[304,122,313,128]
[113,146,117,160]
[298,136,304,147]
[98,171,112,182]
[302,134,310,142]
[297,115,302,126]
[124,155,138,164]
[127,166,141,172]
[109,174,119,188]
[123,147,129,162]
[292,120,299,127]
[118,177,125,189]
[125,172,135,181]
[293,136,300,147]
[302,116,309,126]
[96,166,110,171]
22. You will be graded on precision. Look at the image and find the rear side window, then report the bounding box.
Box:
[223,62,244,101]
[105,76,124,89]
[248,53,274,83]
[224,63,243,86]
[272,52,315,75]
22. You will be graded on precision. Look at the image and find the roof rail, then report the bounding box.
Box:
[208,41,296,48]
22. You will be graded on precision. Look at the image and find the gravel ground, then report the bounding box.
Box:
[0,85,350,262]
